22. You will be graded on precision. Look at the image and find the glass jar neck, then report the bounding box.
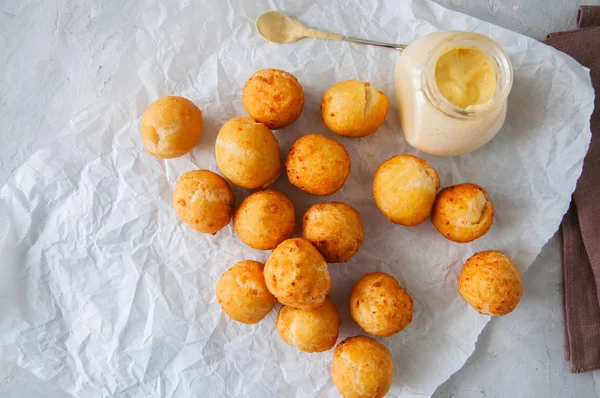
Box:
[421,32,513,120]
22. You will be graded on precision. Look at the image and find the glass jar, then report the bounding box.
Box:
[394,31,513,156]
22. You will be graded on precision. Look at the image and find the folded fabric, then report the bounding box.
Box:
[544,6,600,373]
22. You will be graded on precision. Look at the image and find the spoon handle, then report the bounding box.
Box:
[343,36,406,51]
[303,27,406,51]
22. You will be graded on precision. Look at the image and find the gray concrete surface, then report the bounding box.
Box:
[1,0,599,397]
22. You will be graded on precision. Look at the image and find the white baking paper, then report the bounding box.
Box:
[0,0,594,397]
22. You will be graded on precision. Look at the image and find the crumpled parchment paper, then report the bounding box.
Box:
[0,0,594,397]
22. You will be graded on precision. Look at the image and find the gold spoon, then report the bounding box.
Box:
[256,11,406,50]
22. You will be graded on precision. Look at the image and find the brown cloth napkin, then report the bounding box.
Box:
[543,6,600,373]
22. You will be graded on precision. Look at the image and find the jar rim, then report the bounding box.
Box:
[422,31,513,120]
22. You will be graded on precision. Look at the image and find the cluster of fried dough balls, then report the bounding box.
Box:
[302,202,364,263]
[286,134,351,196]
[332,336,394,398]
[233,189,295,250]
[141,67,523,398]
[140,96,203,159]
[459,250,523,316]
[372,154,496,244]
[216,260,276,324]
[350,272,414,337]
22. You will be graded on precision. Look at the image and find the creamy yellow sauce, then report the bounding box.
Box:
[434,48,496,109]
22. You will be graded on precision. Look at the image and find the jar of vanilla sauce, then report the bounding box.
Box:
[394,31,513,156]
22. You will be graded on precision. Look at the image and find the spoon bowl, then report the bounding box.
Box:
[256,11,308,44]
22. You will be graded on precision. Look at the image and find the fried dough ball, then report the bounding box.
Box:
[331,336,394,398]
[173,170,234,234]
[286,134,351,196]
[431,183,494,243]
[350,272,414,337]
[233,189,296,250]
[321,80,389,138]
[276,296,340,352]
[243,68,304,129]
[216,260,276,324]
[459,250,523,316]
[140,96,203,158]
[264,238,331,310]
[302,202,364,263]
[215,117,282,189]
[372,154,440,226]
